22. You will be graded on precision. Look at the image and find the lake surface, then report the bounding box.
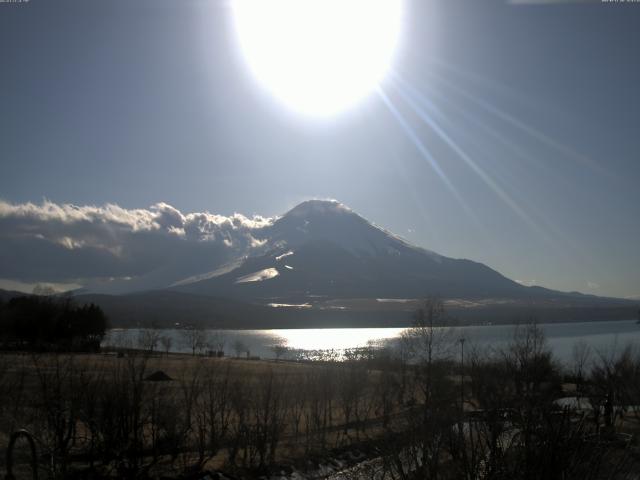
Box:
[103,319,640,365]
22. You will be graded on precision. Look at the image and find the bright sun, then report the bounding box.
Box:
[233,0,403,116]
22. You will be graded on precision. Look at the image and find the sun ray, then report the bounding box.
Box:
[426,68,617,181]
[393,72,600,264]
[376,86,482,227]
[398,75,555,179]
[389,77,550,241]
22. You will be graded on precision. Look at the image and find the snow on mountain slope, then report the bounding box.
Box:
[266,199,441,260]
[235,268,279,284]
[176,200,531,302]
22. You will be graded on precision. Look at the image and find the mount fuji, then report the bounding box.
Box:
[174,200,583,303]
[60,199,635,328]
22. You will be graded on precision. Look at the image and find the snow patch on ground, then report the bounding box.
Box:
[376,298,414,303]
[275,250,294,261]
[171,258,245,286]
[235,268,279,284]
[267,303,312,309]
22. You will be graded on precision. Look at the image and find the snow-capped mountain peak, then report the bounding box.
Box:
[175,199,530,302]
[268,199,435,259]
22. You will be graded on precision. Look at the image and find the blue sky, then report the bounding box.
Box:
[0,0,639,298]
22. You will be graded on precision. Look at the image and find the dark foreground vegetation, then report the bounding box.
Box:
[0,296,108,352]
[0,299,639,479]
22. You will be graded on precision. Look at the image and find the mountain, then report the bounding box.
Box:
[4,200,635,328]
[175,200,580,304]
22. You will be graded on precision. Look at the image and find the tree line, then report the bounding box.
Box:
[0,295,108,351]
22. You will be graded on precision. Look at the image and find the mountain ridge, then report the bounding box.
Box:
[172,199,619,305]
[4,199,636,328]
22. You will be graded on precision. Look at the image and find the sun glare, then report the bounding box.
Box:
[233,0,403,116]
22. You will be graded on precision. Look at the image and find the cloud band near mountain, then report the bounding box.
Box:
[0,200,273,286]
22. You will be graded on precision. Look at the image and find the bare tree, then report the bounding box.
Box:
[337,357,367,437]
[251,369,288,467]
[160,334,173,355]
[401,297,455,366]
[571,339,591,396]
[270,339,288,361]
[209,330,226,355]
[233,339,248,358]
[137,328,160,353]
[31,354,82,477]
[194,362,232,464]
[588,344,636,434]
[380,298,460,479]
[181,327,208,356]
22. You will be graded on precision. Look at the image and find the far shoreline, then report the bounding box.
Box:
[108,316,639,331]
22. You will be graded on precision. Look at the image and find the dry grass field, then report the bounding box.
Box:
[0,350,400,478]
[1,322,640,479]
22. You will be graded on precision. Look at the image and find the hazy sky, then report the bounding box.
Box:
[1,0,639,298]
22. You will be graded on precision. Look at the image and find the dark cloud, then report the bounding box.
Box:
[0,200,273,291]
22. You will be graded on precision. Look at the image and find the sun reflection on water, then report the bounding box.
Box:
[262,328,405,352]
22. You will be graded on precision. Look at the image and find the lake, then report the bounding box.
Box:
[103,319,640,365]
